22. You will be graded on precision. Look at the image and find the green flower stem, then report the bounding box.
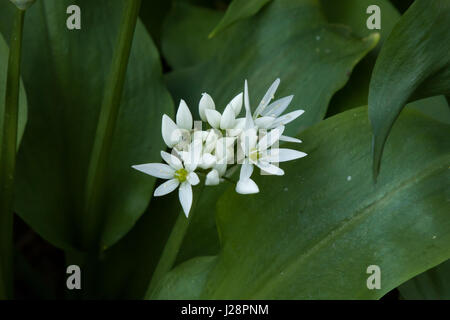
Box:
[83,0,141,250]
[0,8,25,300]
[146,185,205,299]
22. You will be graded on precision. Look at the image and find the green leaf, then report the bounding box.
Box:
[164,0,378,267]
[399,259,450,300]
[321,0,400,115]
[83,0,142,251]
[368,0,450,179]
[152,107,450,299]
[407,95,450,124]
[153,256,217,299]
[90,192,180,299]
[166,0,378,137]
[0,0,173,251]
[139,0,172,47]
[209,0,272,38]
[161,2,225,69]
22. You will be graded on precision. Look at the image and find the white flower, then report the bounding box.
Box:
[235,79,307,194]
[215,136,236,163]
[236,125,307,194]
[203,93,244,130]
[134,77,307,210]
[250,78,305,142]
[132,141,201,217]
[162,100,193,150]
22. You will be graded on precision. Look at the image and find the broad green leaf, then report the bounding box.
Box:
[166,0,378,137]
[89,179,223,299]
[321,0,400,115]
[91,192,180,299]
[407,96,450,124]
[368,0,450,179]
[0,0,173,251]
[209,0,272,38]
[153,256,217,299]
[399,259,450,300]
[165,0,378,268]
[322,1,450,124]
[161,2,225,69]
[152,107,450,299]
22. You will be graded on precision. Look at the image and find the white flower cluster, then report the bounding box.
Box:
[132,79,307,217]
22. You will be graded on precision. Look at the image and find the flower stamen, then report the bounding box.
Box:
[174,168,188,182]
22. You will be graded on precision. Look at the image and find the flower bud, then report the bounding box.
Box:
[199,93,215,122]
[205,169,220,186]
[228,92,243,116]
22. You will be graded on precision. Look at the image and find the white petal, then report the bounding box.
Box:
[262,95,294,117]
[254,116,275,129]
[185,139,202,172]
[179,182,193,217]
[192,130,205,143]
[279,135,302,143]
[256,161,284,175]
[270,109,304,127]
[161,114,179,148]
[178,151,189,163]
[176,99,193,130]
[132,163,174,179]
[228,92,243,116]
[261,148,307,162]
[154,178,179,196]
[187,172,200,186]
[236,178,259,194]
[226,118,246,136]
[215,137,235,162]
[205,109,222,128]
[240,128,258,156]
[201,153,216,168]
[204,131,219,154]
[244,80,255,129]
[253,78,280,118]
[233,118,246,129]
[199,93,215,122]
[220,104,236,129]
[160,151,183,170]
[205,169,220,186]
[240,162,254,180]
[257,126,284,151]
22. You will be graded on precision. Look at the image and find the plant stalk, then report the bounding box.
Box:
[145,185,204,299]
[83,0,141,251]
[0,8,25,300]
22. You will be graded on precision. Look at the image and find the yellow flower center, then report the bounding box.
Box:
[174,168,188,182]
[249,148,260,162]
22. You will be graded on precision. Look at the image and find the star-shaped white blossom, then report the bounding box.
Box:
[133,77,307,217]
[252,78,304,143]
[132,141,201,217]
[236,80,307,194]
